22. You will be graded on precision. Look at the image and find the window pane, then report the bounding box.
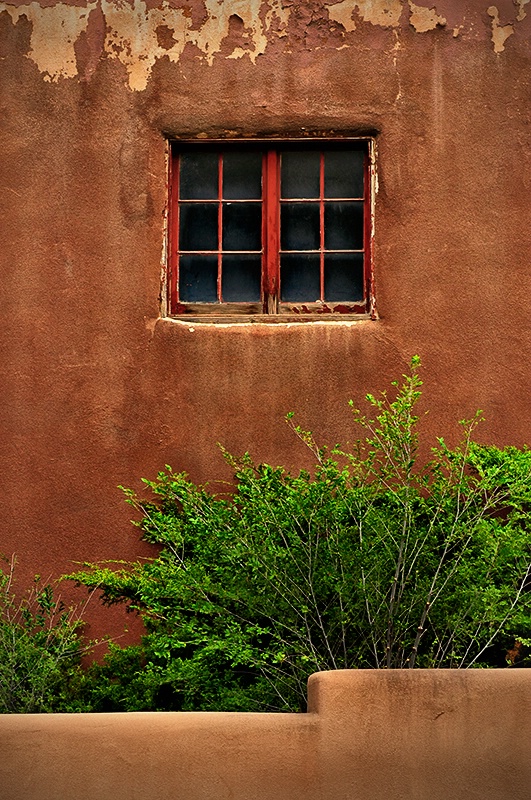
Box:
[222,255,262,302]
[222,202,262,251]
[281,151,320,198]
[281,203,320,250]
[179,153,218,199]
[324,253,364,301]
[324,202,364,250]
[179,255,218,302]
[324,151,364,198]
[281,254,320,301]
[179,203,218,251]
[223,152,262,199]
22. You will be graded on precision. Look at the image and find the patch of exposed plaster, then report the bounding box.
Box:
[227,46,251,60]
[1,0,521,90]
[187,0,261,61]
[326,0,403,31]
[356,0,403,27]
[408,2,446,32]
[1,0,290,89]
[202,0,290,62]
[487,5,514,52]
[516,0,530,21]
[327,0,357,32]
[3,1,97,81]
[103,0,291,89]
[101,0,190,91]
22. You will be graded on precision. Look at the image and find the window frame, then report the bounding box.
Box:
[167,138,375,321]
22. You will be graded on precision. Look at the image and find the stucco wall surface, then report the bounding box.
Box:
[1,670,530,800]
[1,0,530,634]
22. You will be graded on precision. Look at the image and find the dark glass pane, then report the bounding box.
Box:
[223,152,262,199]
[280,254,320,302]
[281,203,320,250]
[222,255,262,302]
[281,151,320,198]
[324,202,364,250]
[324,151,364,198]
[179,203,218,251]
[324,253,364,302]
[179,255,218,302]
[222,202,262,251]
[179,152,218,199]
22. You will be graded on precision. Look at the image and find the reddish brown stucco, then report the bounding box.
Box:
[1,0,530,636]
[1,670,531,799]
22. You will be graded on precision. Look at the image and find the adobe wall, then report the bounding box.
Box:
[1,0,530,635]
[1,670,530,800]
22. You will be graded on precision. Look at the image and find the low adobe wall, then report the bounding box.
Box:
[1,670,530,800]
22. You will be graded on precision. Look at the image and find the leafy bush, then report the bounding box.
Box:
[0,557,87,713]
[70,359,531,712]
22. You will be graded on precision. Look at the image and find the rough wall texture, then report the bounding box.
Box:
[1,0,530,636]
[1,670,531,800]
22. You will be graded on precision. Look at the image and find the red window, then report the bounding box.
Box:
[168,141,374,319]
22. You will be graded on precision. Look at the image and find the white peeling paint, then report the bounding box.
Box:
[4,1,97,81]
[327,1,358,32]
[487,5,514,53]
[516,0,530,21]
[326,0,403,30]
[185,0,258,63]
[408,2,446,33]
[2,0,290,89]
[354,0,403,27]
[0,0,515,90]
[101,0,190,92]
[227,46,252,60]
[188,0,290,66]
[102,0,290,89]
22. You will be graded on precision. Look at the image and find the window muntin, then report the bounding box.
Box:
[168,141,373,318]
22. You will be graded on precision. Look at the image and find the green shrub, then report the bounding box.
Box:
[0,557,87,713]
[71,359,531,712]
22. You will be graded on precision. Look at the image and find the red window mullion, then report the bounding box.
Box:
[319,151,325,302]
[264,150,280,314]
[217,153,223,302]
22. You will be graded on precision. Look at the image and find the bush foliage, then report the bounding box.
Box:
[0,557,86,713]
[70,358,531,712]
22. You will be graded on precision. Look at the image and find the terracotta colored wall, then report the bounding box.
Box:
[1,0,530,636]
[1,670,530,800]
